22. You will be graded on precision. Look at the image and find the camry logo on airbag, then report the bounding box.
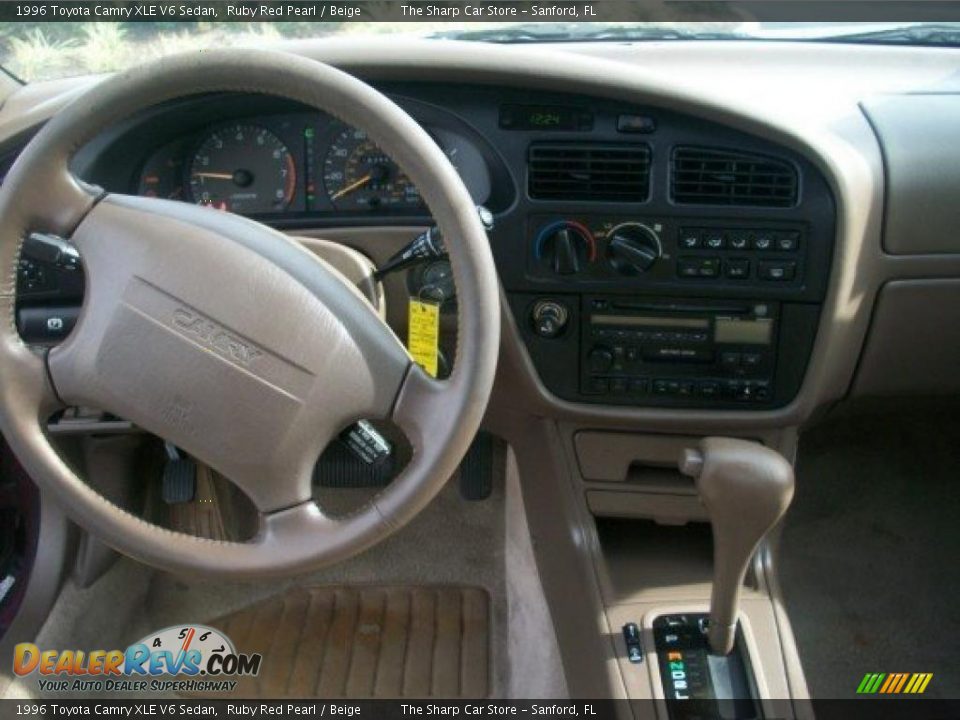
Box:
[171,308,263,367]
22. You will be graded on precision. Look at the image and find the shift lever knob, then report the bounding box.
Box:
[681,437,794,655]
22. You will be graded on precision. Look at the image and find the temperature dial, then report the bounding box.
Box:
[606,222,662,275]
[535,220,596,276]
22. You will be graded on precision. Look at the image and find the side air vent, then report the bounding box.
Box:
[671,147,798,207]
[528,143,651,201]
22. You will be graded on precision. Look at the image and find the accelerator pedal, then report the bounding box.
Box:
[161,442,196,505]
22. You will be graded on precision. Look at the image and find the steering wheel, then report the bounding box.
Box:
[0,50,499,578]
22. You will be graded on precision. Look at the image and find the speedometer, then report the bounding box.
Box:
[322,126,422,211]
[189,124,295,214]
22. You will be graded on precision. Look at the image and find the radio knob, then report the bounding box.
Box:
[588,346,614,374]
[537,221,596,275]
[531,299,569,338]
[607,223,661,275]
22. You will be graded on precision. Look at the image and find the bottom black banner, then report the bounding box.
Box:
[2,699,960,720]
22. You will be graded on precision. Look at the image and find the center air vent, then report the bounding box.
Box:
[528,143,651,202]
[671,147,798,208]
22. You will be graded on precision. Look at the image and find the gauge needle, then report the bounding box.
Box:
[193,172,234,180]
[330,173,372,201]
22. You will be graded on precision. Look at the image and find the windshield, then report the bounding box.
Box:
[2,21,958,83]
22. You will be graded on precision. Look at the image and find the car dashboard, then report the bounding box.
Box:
[16,81,837,412]
[7,38,956,427]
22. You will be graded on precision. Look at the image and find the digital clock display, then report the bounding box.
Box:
[529,112,563,127]
[499,104,593,132]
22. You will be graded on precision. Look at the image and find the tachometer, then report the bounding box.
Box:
[322,125,422,211]
[189,124,295,214]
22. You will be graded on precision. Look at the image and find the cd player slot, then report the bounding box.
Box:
[607,301,750,315]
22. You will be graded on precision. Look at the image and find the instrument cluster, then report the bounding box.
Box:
[134,112,493,218]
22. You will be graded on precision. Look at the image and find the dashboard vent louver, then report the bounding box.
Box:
[528,143,651,202]
[671,147,798,208]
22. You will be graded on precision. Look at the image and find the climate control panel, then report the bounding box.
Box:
[528,215,808,292]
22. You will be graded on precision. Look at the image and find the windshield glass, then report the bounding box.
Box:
[1,21,957,83]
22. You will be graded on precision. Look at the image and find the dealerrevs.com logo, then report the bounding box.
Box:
[13,625,261,693]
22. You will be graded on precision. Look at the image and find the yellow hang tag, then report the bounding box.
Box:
[408,298,440,378]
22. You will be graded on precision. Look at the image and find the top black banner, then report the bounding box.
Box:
[3,1,960,23]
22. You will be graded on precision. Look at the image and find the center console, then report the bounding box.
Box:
[492,95,836,410]
[507,208,831,409]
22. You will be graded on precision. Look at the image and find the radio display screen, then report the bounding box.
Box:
[715,317,773,345]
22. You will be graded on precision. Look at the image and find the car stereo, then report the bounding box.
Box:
[581,295,779,405]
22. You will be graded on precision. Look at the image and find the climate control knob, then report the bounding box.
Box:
[606,222,661,275]
[536,220,596,276]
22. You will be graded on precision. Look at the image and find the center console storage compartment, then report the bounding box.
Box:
[576,431,708,524]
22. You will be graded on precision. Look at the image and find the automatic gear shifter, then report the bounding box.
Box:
[681,437,795,656]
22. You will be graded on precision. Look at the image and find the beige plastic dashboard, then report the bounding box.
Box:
[2,39,959,433]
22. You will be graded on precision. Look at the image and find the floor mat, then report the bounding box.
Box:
[201,585,490,698]
[778,401,960,699]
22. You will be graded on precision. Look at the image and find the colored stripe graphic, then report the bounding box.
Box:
[879,674,896,693]
[857,672,933,694]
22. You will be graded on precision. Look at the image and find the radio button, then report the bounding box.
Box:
[610,378,628,394]
[728,232,749,250]
[722,380,743,398]
[630,378,649,394]
[754,381,772,401]
[612,346,627,370]
[725,258,751,279]
[697,381,720,398]
[720,351,742,369]
[653,379,677,395]
[742,352,764,370]
[588,347,615,374]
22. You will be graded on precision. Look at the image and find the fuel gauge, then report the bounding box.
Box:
[138,139,188,201]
